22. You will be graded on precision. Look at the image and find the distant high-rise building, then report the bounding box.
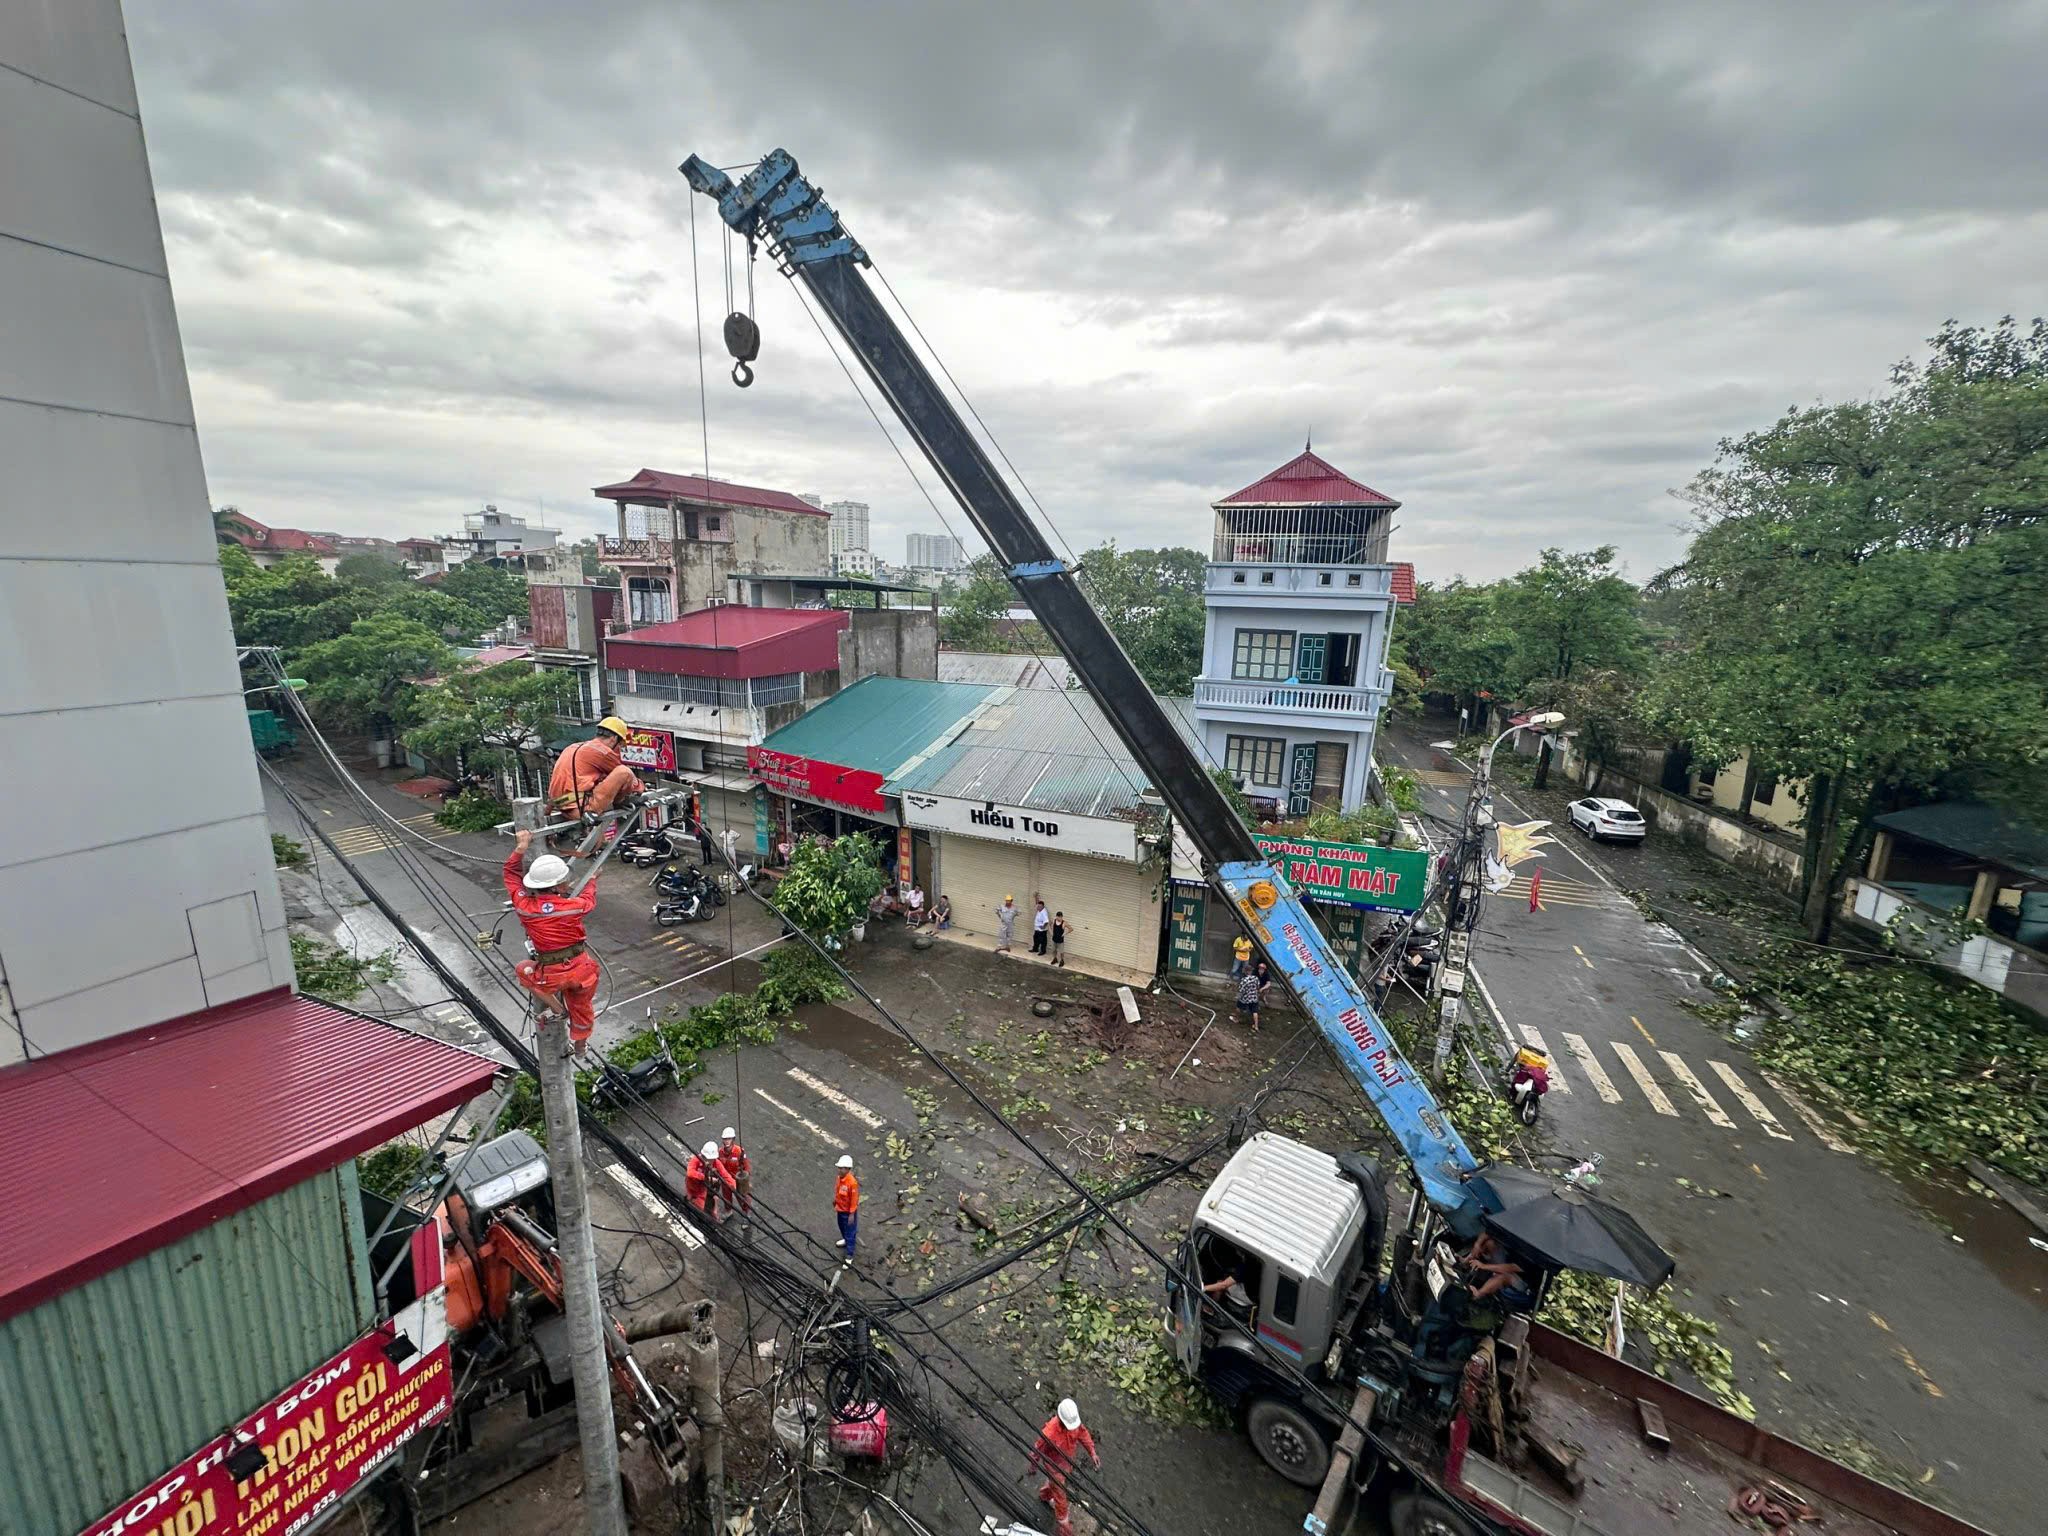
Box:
[826,499,870,559]
[905,532,965,571]
[799,492,825,510]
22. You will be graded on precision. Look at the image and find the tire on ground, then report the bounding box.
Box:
[1243,1396,1331,1488]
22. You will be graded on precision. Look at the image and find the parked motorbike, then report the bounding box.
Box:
[617,826,683,868]
[1508,1047,1550,1126]
[592,1032,681,1111]
[652,860,725,906]
[653,890,719,926]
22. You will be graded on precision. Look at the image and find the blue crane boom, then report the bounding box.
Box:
[680,148,1482,1226]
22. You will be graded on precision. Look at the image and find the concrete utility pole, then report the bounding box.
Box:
[514,798,627,1536]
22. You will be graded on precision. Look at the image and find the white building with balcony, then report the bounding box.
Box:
[1192,450,1416,816]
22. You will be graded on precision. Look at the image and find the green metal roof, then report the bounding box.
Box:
[1874,801,2048,882]
[756,677,998,778]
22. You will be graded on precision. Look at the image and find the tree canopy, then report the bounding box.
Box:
[295,613,455,736]
[1080,542,1207,694]
[404,661,578,778]
[938,554,1015,652]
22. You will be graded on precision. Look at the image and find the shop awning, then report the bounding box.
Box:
[0,989,501,1323]
[1874,802,2048,882]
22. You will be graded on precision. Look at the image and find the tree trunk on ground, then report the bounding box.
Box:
[1533,740,1553,790]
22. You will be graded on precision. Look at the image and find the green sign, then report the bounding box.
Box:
[1321,907,1370,976]
[753,785,773,858]
[1167,886,1207,974]
[1254,834,1429,914]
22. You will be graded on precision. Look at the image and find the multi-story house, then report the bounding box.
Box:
[594,467,832,623]
[1191,450,1415,816]
[440,503,563,572]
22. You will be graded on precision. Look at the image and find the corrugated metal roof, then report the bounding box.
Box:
[935,651,1075,689]
[1216,449,1400,509]
[886,690,1199,819]
[592,467,824,517]
[0,988,498,1323]
[1,1165,371,1536]
[1875,801,2048,882]
[756,676,999,777]
[1198,1134,1364,1279]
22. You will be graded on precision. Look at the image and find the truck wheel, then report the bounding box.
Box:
[1244,1397,1331,1488]
[1388,1490,1479,1536]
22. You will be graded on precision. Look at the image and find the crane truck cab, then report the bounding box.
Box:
[1167,1134,1391,1488]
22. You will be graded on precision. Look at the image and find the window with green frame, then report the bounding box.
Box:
[1225,735,1287,785]
[1231,629,1296,680]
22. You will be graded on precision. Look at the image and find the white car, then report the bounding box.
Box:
[1569,797,1647,842]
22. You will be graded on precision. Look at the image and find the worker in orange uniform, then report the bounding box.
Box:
[718,1127,752,1217]
[685,1140,734,1222]
[1028,1396,1102,1536]
[504,830,602,1055]
[833,1153,860,1262]
[547,716,644,828]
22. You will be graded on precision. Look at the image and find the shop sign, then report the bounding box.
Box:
[900,793,1137,861]
[896,825,914,886]
[748,746,889,815]
[1167,887,1207,974]
[753,785,772,858]
[1255,834,1428,913]
[78,1298,453,1536]
[619,724,677,774]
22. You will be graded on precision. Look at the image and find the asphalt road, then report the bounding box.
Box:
[1382,720,2048,1533]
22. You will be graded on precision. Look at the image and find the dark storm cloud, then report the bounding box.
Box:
[126,1,2048,579]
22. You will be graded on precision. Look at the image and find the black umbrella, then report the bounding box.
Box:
[1466,1164,1676,1289]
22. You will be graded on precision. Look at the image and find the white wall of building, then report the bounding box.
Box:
[0,0,294,1062]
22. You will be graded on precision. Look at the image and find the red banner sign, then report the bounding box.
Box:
[748,746,889,815]
[79,1313,452,1536]
[620,724,677,774]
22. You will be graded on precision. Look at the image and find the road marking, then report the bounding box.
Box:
[1515,1026,1569,1093]
[1611,1042,1677,1116]
[1708,1061,1795,1140]
[1760,1069,1856,1154]
[1561,1033,1621,1103]
[605,1162,705,1250]
[786,1067,886,1128]
[1660,1051,1736,1129]
[754,1088,846,1148]
[1630,1015,1656,1047]
[1469,967,1518,1053]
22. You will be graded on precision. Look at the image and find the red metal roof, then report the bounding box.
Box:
[1390,561,1417,604]
[1215,450,1400,509]
[604,607,848,681]
[0,988,500,1323]
[466,645,534,667]
[223,515,340,556]
[592,468,824,517]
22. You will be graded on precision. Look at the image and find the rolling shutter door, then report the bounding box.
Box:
[1041,850,1161,976]
[934,834,1024,942]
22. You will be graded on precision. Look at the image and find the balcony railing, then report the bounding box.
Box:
[1211,533,1385,566]
[1193,678,1383,718]
[597,534,667,563]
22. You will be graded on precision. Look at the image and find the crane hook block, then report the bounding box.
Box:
[723,310,761,390]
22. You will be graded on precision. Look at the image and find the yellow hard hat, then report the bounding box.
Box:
[596,716,631,740]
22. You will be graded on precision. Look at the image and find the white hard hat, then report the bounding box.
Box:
[836,1154,854,1169]
[522,854,571,889]
[1057,1397,1081,1431]
[721,1126,738,1141]
[700,1140,720,1159]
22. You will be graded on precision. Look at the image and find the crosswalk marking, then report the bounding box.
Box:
[786,1068,885,1128]
[1660,1051,1736,1129]
[1561,1033,1621,1103]
[1610,1042,1677,1116]
[1708,1061,1794,1140]
[328,811,455,856]
[753,1088,846,1148]
[1515,1026,1569,1093]
[1760,1069,1853,1152]
[604,1163,705,1250]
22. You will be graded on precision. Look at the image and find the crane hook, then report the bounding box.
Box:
[723,311,761,390]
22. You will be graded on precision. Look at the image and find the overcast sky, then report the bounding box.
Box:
[130,1,2048,583]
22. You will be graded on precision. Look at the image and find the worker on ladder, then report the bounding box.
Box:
[547,716,644,835]
[505,829,602,1055]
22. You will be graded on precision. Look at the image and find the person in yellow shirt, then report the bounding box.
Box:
[1231,933,1254,980]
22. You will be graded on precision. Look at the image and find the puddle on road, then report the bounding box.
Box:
[1898,1169,2048,1312]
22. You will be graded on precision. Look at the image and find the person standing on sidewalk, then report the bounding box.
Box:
[995,895,1019,953]
[1049,911,1069,966]
[1031,897,1051,956]
[1029,1396,1102,1536]
[1236,961,1270,1033]
[833,1153,860,1261]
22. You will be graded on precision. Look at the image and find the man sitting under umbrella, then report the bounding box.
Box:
[1416,1232,1540,1362]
